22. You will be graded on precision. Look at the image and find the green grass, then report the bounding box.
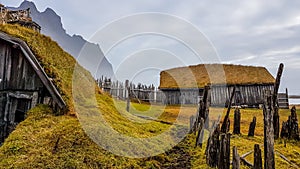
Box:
[0,24,299,168]
[0,24,82,114]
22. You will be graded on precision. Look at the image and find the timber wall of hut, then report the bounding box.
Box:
[0,38,58,144]
[161,84,274,106]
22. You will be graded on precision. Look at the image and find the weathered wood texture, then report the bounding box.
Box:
[98,78,159,103]
[278,88,289,109]
[248,117,256,137]
[191,86,210,134]
[125,80,130,112]
[221,87,235,133]
[273,63,284,139]
[232,146,240,169]
[263,90,275,169]
[197,86,210,129]
[218,133,231,169]
[280,106,299,140]
[205,124,220,168]
[254,144,262,169]
[233,108,241,134]
[189,115,195,133]
[161,84,274,107]
[195,118,204,148]
[0,33,65,144]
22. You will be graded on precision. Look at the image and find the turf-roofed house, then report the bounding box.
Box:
[159,64,276,107]
[0,31,66,144]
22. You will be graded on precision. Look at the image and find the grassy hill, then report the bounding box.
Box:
[0,25,299,169]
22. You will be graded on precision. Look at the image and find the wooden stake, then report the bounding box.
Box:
[221,87,236,133]
[263,90,275,169]
[218,133,231,169]
[248,117,256,137]
[273,63,284,139]
[125,80,130,112]
[254,144,262,169]
[232,146,240,169]
[233,108,241,135]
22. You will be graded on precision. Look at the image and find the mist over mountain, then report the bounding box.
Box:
[9,1,114,78]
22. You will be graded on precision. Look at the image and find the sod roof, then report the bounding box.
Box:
[159,64,275,89]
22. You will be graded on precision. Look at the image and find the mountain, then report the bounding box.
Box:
[9,0,114,78]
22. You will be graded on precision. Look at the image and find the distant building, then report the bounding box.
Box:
[0,4,41,32]
[159,64,276,107]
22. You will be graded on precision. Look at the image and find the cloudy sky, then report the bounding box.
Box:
[2,0,300,102]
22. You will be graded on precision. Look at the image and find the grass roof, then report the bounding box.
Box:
[160,64,275,89]
[0,24,89,114]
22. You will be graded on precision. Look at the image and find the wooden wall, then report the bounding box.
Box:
[161,84,274,107]
[162,89,202,105]
[0,40,53,144]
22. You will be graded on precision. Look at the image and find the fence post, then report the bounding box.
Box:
[232,146,240,169]
[205,124,220,168]
[263,90,275,169]
[221,87,236,133]
[233,108,241,134]
[189,115,195,133]
[254,144,262,169]
[195,118,205,148]
[273,63,284,139]
[125,80,130,112]
[218,133,231,169]
[248,117,256,137]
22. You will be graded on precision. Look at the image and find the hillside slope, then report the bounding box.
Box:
[9,1,114,78]
[0,25,177,168]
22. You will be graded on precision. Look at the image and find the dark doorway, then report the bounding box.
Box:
[14,99,30,123]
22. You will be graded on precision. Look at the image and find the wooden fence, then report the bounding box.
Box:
[96,78,165,103]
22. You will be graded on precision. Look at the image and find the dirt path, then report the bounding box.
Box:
[163,142,192,169]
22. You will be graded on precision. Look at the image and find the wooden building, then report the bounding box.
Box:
[159,64,276,107]
[0,4,41,32]
[0,32,65,143]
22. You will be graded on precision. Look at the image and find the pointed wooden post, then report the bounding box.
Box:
[195,118,205,148]
[273,63,284,139]
[263,90,275,169]
[125,80,130,112]
[233,108,241,134]
[189,115,195,133]
[232,146,240,169]
[248,117,256,137]
[206,124,220,168]
[254,144,262,169]
[218,133,231,169]
[221,87,236,133]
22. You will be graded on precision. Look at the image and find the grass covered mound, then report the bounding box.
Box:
[0,24,79,114]
[0,24,179,168]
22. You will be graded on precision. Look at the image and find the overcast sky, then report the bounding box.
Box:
[1,0,300,102]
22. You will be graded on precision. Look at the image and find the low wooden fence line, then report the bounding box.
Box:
[96,78,165,103]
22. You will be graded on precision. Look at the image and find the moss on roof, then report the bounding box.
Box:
[0,24,91,114]
[159,64,275,89]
